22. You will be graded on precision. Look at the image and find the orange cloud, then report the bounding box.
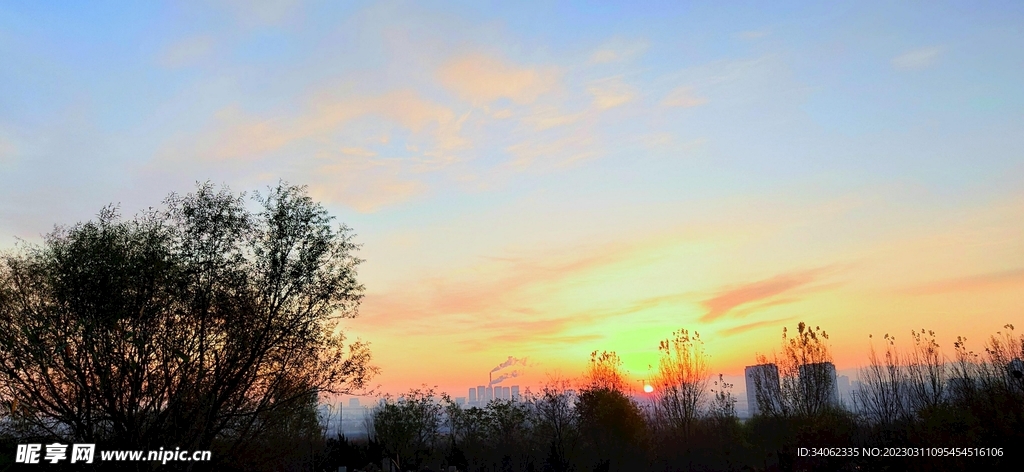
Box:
[701,268,831,322]
[362,247,629,324]
[438,53,557,105]
[717,317,795,337]
[149,87,468,212]
[521,105,584,131]
[204,89,466,161]
[461,315,609,351]
[307,155,427,213]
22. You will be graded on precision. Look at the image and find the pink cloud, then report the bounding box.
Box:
[718,317,796,337]
[700,268,830,322]
[438,53,558,105]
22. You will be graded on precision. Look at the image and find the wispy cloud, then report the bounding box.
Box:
[718,317,795,337]
[701,268,832,322]
[461,315,609,351]
[891,47,942,70]
[505,133,597,170]
[170,88,466,160]
[520,105,585,131]
[356,236,673,337]
[149,86,470,211]
[438,53,558,105]
[307,154,427,213]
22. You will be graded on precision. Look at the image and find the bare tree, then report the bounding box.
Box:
[582,350,629,393]
[709,374,737,421]
[754,322,837,418]
[905,329,946,412]
[532,377,579,472]
[652,329,710,437]
[980,324,1024,396]
[855,334,907,425]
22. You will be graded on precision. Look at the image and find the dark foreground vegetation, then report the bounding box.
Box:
[0,183,375,471]
[0,183,1020,471]
[335,324,1021,472]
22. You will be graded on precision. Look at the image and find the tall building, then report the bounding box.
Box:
[799,362,839,406]
[468,388,477,404]
[485,386,493,402]
[745,363,781,417]
[476,386,486,405]
[836,375,851,405]
[502,386,511,400]
[510,385,520,400]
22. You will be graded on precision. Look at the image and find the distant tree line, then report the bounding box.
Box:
[330,322,1021,472]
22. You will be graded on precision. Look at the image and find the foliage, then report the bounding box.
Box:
[367,387,443,469]
[0,182,376,464]
[575,386,646,472]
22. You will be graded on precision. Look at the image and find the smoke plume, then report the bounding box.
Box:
[490,356,528,373]
[490,370,521,385]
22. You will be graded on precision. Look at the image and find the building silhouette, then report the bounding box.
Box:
[745,363,781,417]
[798,361,839,406]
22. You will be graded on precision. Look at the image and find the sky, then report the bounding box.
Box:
[1,0,1023,398]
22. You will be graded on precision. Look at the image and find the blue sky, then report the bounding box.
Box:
[2,1,1022,393]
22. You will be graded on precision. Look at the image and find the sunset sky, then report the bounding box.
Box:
[2,1,1022,397]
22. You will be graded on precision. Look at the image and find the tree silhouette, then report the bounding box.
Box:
[576,351,646,472]
[0,182,376,463]
[368,387,443,469]
[651,329,709,438]
[533,378,578,472]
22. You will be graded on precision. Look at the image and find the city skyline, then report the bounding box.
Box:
[2,1,1023,397]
